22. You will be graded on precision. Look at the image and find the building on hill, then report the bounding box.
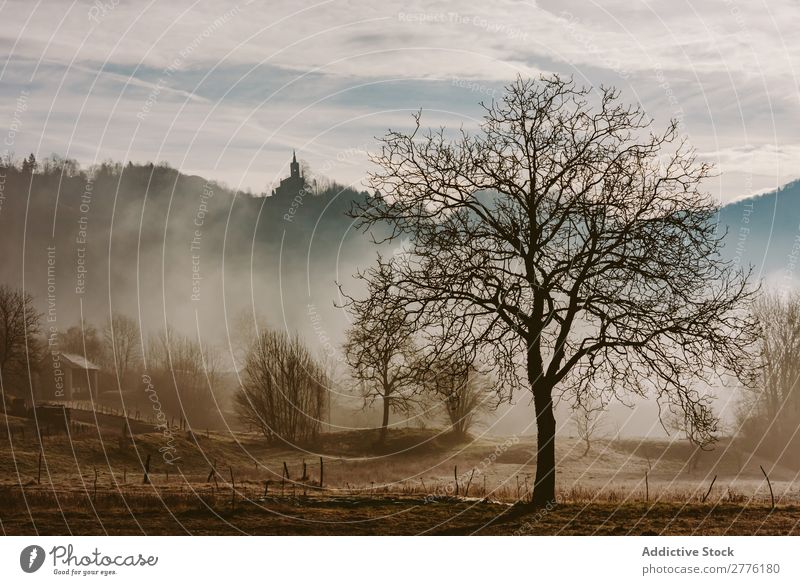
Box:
[271,151,308,199]
[36,353,100,401]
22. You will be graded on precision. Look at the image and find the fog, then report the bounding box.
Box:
[0,157,368,345]
[0,156,777,440]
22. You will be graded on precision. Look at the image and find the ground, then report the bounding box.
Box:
[2,496,798,536]
[1,411,798,535]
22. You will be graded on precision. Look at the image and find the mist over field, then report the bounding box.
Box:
[1,0,800,540]
[3,157,800,440]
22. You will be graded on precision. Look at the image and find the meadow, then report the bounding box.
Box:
[1,411,797,535]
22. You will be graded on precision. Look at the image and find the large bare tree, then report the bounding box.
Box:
[352,75,758,506]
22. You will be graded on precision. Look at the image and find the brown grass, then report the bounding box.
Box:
[2,413,799,535]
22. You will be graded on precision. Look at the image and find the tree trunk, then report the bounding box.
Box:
[531,381,557,508]
[379,396,390,443]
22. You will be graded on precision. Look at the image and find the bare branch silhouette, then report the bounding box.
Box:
[351,74,759,506]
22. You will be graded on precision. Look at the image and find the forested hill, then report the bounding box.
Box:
[718,179,800,286]
[0,159,375,348]
[3,155,797,354]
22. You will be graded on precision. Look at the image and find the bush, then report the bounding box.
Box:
[235,329,328,445]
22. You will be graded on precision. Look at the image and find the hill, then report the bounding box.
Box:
[0,158,376,350]
[719,179,800,285]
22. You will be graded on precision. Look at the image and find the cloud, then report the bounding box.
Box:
[0,0,797,201]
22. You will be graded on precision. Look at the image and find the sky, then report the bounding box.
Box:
[1,0,799,203]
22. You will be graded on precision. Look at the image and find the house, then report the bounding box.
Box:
[37,352,101,401]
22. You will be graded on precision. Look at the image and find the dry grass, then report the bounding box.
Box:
[2,412,799,535]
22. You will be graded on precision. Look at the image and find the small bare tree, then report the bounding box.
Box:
[0,285,42,390]
[235,329,328,445]
[342,272,421,444]
[422,349,495,439]
[352,75,758,506]
[572,399,605,457]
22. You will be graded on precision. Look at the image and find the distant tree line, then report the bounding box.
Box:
[0,284,226,429]
[738,291,800,466]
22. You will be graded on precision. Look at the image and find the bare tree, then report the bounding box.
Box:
[422,349,495,439]
[0,285,42,390]
[343,274,421,444]
[352,75,758,506]
[738,291,800,463]
[103,313,141,385]
[148,327,220,428]
[572,399,605,457]
[235,329,328,445]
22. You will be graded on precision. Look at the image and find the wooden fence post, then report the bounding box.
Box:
[464,469,475,498]
[142,454,151,484]
[229,466,235,512]
[760,465,775,509]
[702,475,717,503]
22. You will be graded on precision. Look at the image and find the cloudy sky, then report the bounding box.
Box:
[2,0,799,202]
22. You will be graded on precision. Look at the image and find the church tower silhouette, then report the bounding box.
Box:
[272,150,306,199]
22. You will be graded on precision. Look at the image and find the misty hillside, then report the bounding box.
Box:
[719,179,800,285]
[0,158,376,357]
[3,155,798,377]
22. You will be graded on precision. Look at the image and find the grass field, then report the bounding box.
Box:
[2,411,798,535]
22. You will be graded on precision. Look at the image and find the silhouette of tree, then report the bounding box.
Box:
[343,270,422,444]
[147,326,220,428]
[421,348,495,439]
[352,75,759,506]
[103,313,141,387]
[0,285,42,391]
[21,153,37,174]
[235,329,328,445]
[737,291,800,465]
[572,398,605,457]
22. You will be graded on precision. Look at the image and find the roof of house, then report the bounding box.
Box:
[58,353,101,370]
